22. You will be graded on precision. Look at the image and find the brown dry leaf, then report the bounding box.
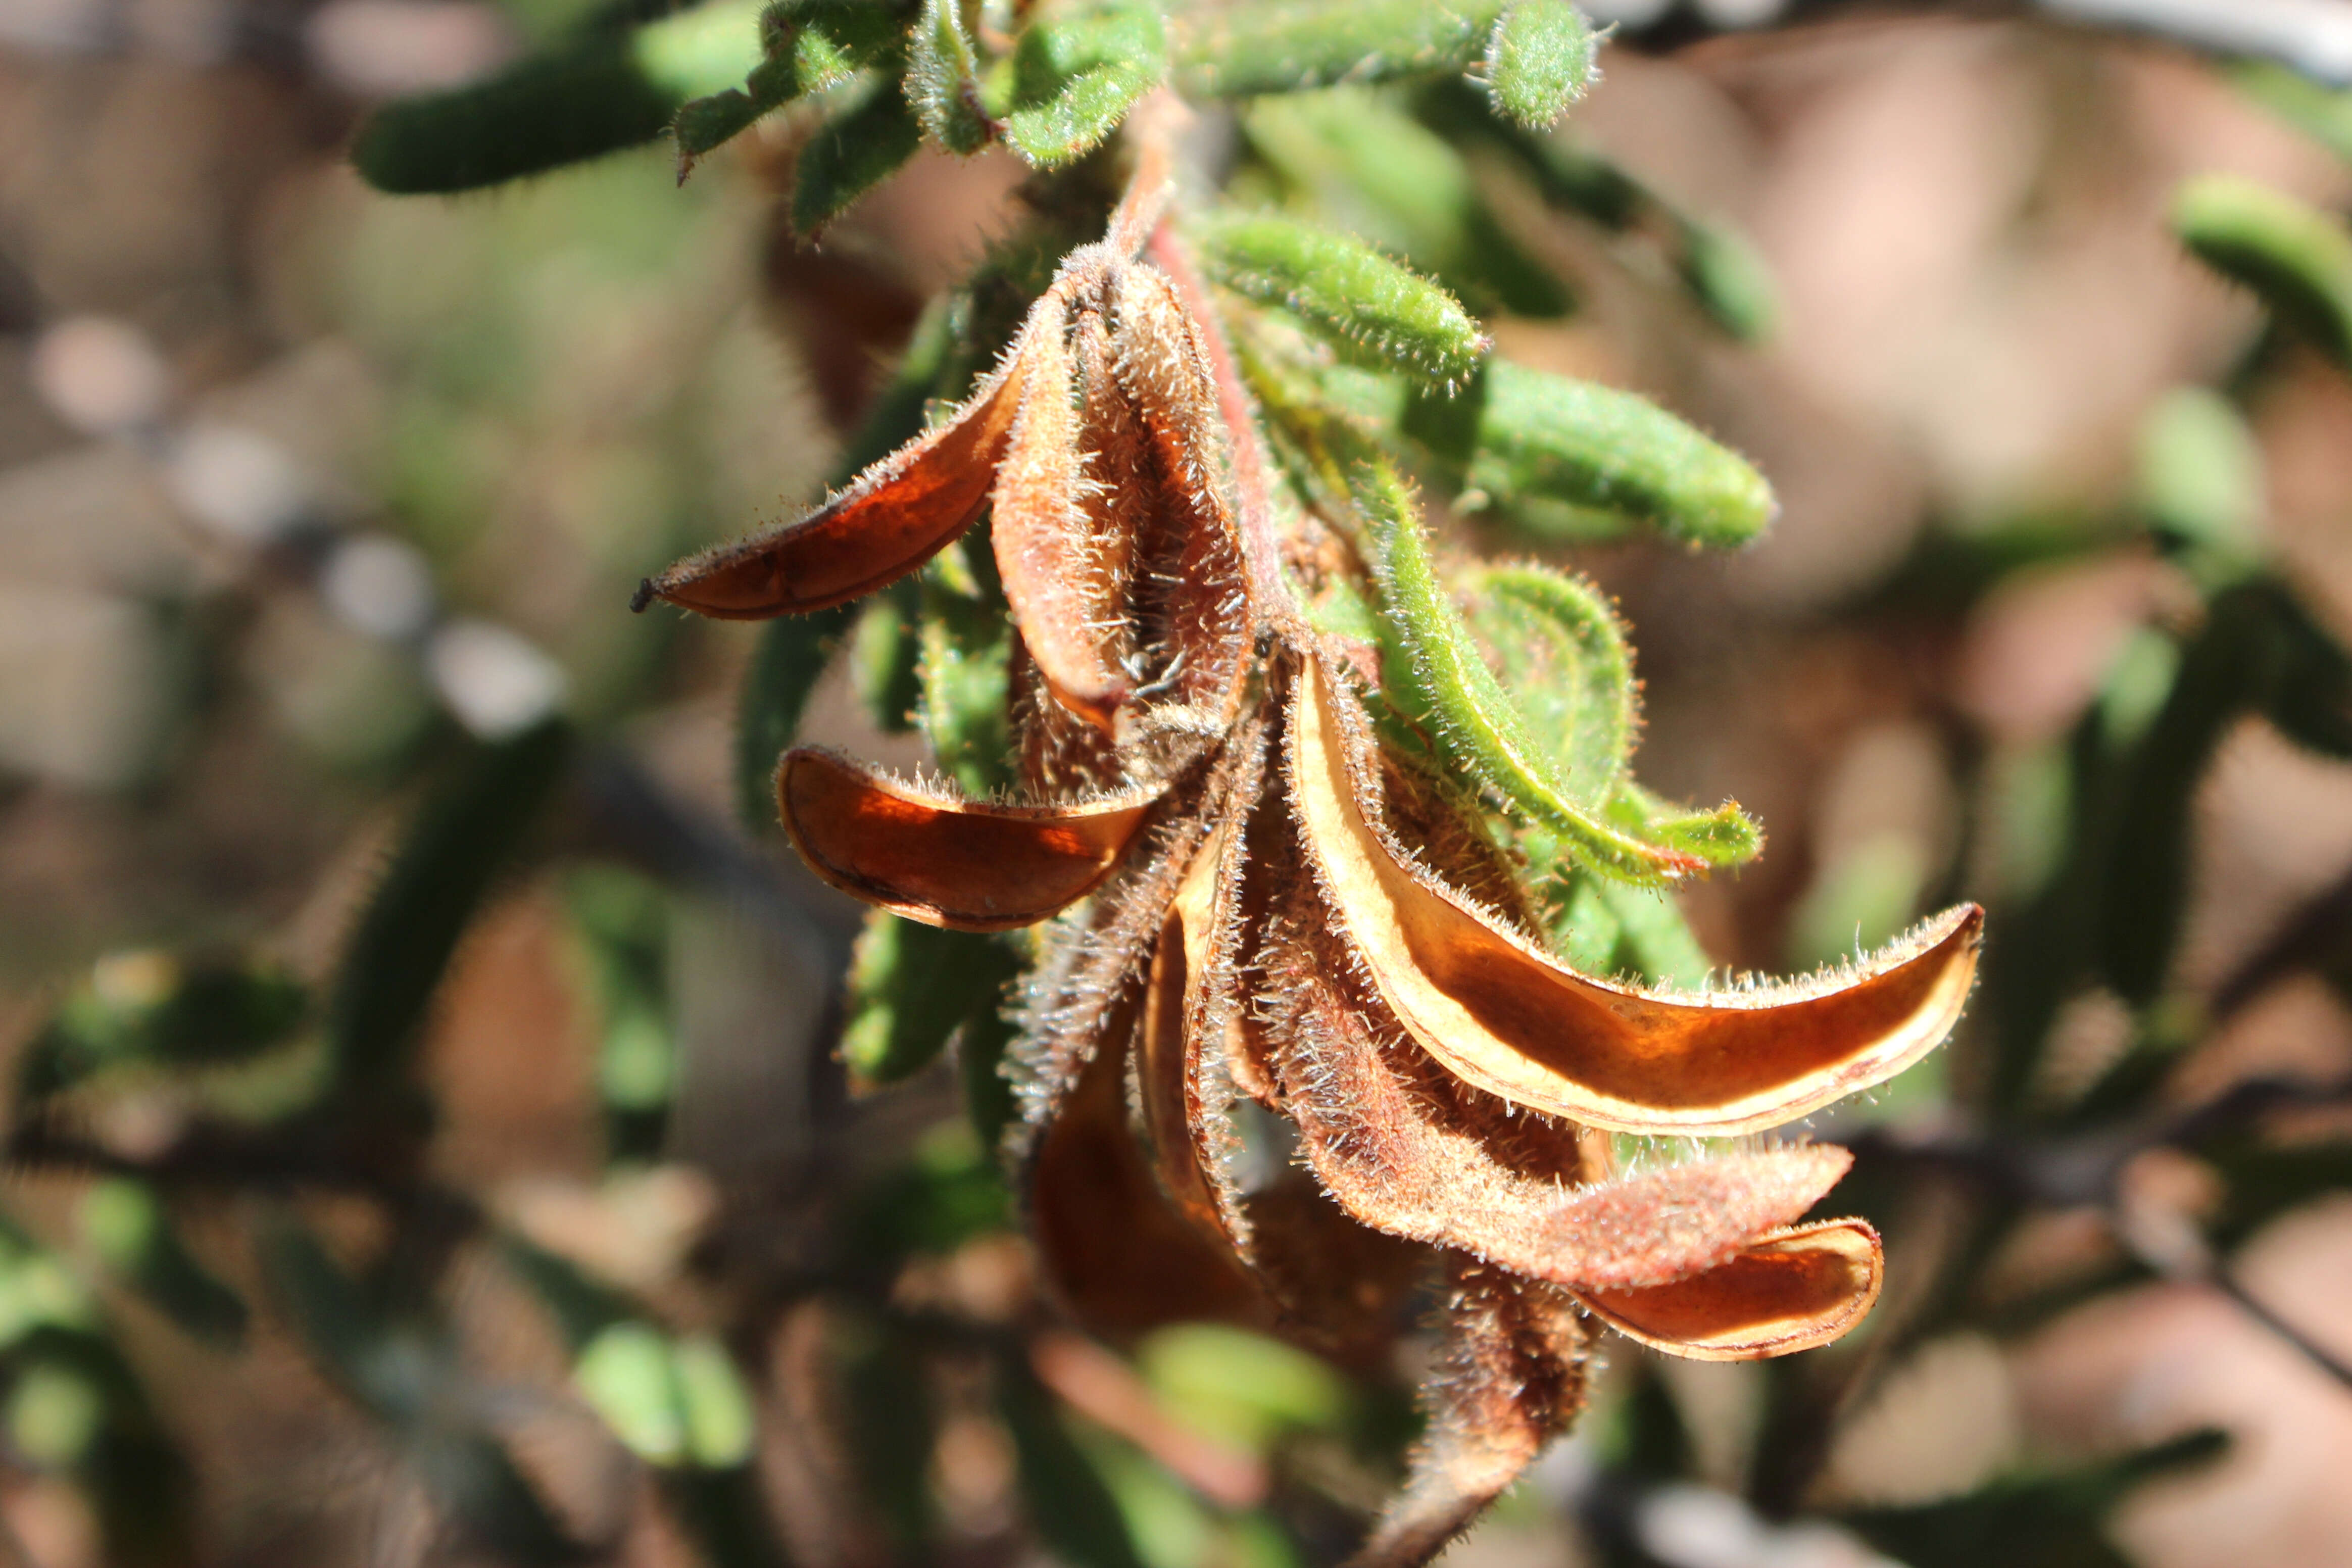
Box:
[633,319,1038,618]
[1287,651,1983,1135]
[1576,1218,1885,1360]
[1347,1259,1588,1568]
[776,747,1155,930]
[1257,857,1856,1292]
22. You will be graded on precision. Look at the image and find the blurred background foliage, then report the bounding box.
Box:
[6,1,2352,1565]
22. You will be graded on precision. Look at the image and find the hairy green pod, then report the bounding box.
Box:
[1368,462,1726,884]
[1176,0,1508,98]
[908,0,995,155]
[840,912,1022,1088]
[1459,563,1634,801]
[793,76,925,236]
[2174,174,2352,369]
[1483,0,1595,130]
[353,0,766,193]
[1443,360,1776,547]
[1193,212,1489,387]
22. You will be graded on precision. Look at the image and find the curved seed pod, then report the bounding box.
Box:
[1288,652,1982,1134]
[1373,463,1731,883]
[1109,264,1256,730]
[991,289,1135,731]
[1192,212,1489,389]
[1346,1259,1586,1568]
[1574,1219,1883,1360]
[1483,0,1595,131]
[634,316,1042,619]
[1136,821,1245,1247]
[1462,360,1776,548]
[1258,873,1857,1290]
[2173,174,2352,369]
[776,748,1156,930]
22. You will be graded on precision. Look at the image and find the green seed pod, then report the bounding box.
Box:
[1483,0,1595,131]
[908,0,996,155]
[840,911,1022,1088]
[1367,461,1729,885]
[792,76,925,237]
[1193,212,1489,388]
[2173,173,2352,369]
[352,0,766,193]
[1458,563,1634,800]
[1176,0,1509,98]
[1453,360,1776,548]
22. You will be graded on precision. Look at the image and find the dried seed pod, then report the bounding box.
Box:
[1346,1258,1587,1568]
[1574,1218,1884,1360]
[634,319,1040,618]
[992,304,1136,730]
[1287,650,1983,1134]
[1257,857,1856,1292]
[776,748,1157,930]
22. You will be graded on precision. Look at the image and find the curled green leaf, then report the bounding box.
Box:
[2173,174,2352,370]
[1194,211,1489,388]
[1366,461,1723,885]
[1483,0,1595,130]
[1002,4,1168,168]
[1459,563,1633,801]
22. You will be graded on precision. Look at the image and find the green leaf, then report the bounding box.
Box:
[1193,211,1489,388]
[1482,0,1595,130]
[1787,834,1931,972]
[908,0,996,155]
[1604,780,1763,869]
[1366,460,1729,885]
[2261,578,2352,759]
[2173,174,2352,371]
[2136,386,2266,584]
[918,544,1017,796]
[1840,1430,2227,1568]
[1241,89,1570,319]
[850,582,925,733]
[352,0,766,193]
[839,911,1023,1088]
[2098,587,2280,1006]
[999,1352,1147,1568]
[78,1181,248,1349]
[959,1003,1019,1150]
[1422,359,1777,547]
[792,75,925,237]
[1135,1325,1348,1452]
[1458,563,1633,800]
[1004,62,1161,168]
[737,609,854,833]
[838,1311,940,1552]
[1674,215,1779,341]
[1176,0,1509,98]
[329,719,572,1100]
[20,951,308,1100]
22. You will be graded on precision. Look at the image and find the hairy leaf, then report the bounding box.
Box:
[2174,173,2352,370]
[907,0,995,155]
[1482,0,1595,130]
[1192,211,1489,388]
[792,73,925,237]
[1460,563,1634,802]
[840,911,1023,1087]
[1176,0,1509,98]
